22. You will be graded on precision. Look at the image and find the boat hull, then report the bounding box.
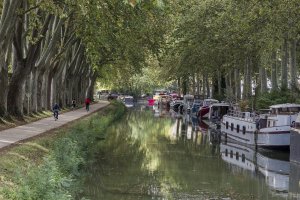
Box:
[198,106,210,119]
[221,116,290,148]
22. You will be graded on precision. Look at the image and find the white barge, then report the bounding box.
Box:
[221,104,300,148]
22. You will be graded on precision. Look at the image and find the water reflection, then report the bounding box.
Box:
[82,107,300,200]
[289,163,300,199]
[220,142,289,198]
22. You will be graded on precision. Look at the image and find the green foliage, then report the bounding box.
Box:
[3,158,72,200]
[1,102,126,199]
[102,56,175,95]
[256,89,300,110]
[239,100,250,112]
[72,0,169,77]
[160,0,300,97]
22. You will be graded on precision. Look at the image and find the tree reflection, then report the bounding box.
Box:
[82,109,286,200]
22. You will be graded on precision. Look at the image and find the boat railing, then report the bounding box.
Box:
[226,110,256,122]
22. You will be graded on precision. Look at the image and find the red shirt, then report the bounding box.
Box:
[85,98,91,104]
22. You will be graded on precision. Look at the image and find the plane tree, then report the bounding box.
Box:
[161,0,300,105]
[0,0,171,117]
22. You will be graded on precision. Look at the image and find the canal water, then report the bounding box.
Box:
[82,104,300,200]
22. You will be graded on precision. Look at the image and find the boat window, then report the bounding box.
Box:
[289,107,300,113]
[268,121,271,127]
[242,154,245,163]
[230,150,233,158]
[226,122,228,129]
[273,121,276,126]
[225,149,228,157]
[242,126,246,134]
[277,107,297,114]
[236,125,240,133]
[231,123,234,131]
[236,152,239,160]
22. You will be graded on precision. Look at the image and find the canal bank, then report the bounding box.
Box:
[0,101,126,199]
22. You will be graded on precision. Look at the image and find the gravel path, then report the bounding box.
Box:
[0,101,110,149]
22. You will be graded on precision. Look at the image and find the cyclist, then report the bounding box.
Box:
[52,103,60,120]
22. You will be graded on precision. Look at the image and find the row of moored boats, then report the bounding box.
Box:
[163,94,300,149]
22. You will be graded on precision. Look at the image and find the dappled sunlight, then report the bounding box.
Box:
[22,142,49,153]
[0,118,17,126]
[7,152,28,161]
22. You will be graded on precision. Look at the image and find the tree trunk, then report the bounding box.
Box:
[39,71,48,110]
[247,58,252,98]
[211,75,216,99]
[66,79,73,106]
[73,78,78,103]
[192,73,196,95]
[281,38,288,89]
[243,57,252,100]
[290,39,297,91]
[56,72,65,108]
[23,74,31,115]
[271,51,278,91]
[60,64,68,107]
[0,55,8,117]
[202,74,206,98]
[206,75,210,98]
[243,58,248,99]
[177,78,181,97]
[226,70,233,99]
[51,75,57,107]
[47,71,54,110]
[79,77,85,101]
[182,76,188,95]
[259,65,268,93]
[225,73,230,99]
[36,70,45,111]
[234,68,241,101]
[196,73,200,95]
[218,71,222,97]
[7,58,28,116]
[0,0,22,116]
[30,68,38,113]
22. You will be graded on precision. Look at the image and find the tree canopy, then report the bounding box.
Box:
[1,0,300,116]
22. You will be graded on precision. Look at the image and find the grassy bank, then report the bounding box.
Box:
[0,101,126,200]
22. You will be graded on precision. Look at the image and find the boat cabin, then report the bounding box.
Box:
[203,99,219,107]
[258,104,300,129]
[270,104,300,115]
[183,95,194,105]
[208,103,230,120]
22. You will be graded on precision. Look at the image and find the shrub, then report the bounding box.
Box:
[256,89,298,110]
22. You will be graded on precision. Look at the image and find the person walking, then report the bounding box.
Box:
[71,99,76,110]
[52,103,60,121]
[85,97,91,112]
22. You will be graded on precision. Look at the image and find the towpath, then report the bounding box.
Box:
[0,101,110,149]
